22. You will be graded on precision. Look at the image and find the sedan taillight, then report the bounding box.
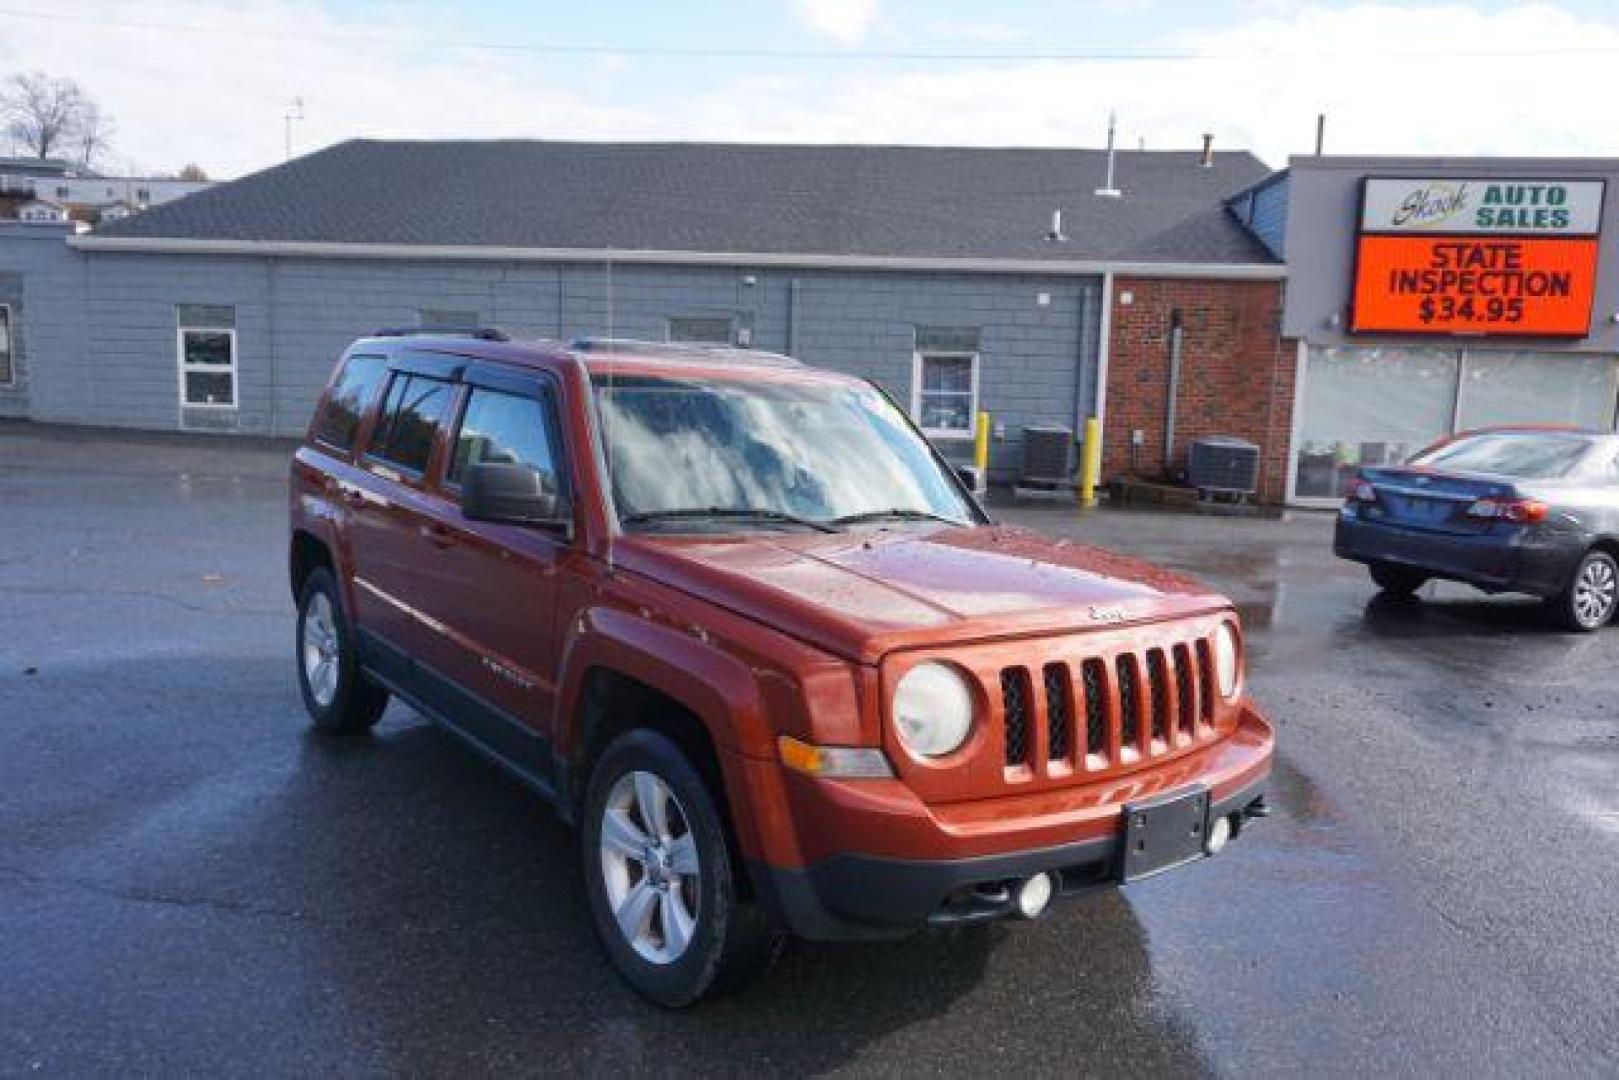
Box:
[1466,497,1547,524]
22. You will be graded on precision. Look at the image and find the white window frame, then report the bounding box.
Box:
[175,315,238,410]
[0,304,14,388]
[910,348,981,440]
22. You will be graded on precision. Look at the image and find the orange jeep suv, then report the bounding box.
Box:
[289,330,1274,1006]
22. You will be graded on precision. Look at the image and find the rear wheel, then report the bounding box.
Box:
[581,729,780,1007]
[296,567,390,732]
[1369,561,1428,597]
[1551,550,1618,632]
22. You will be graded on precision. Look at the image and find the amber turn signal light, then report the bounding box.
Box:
[778,736,894,779]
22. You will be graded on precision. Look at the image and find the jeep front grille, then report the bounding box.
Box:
[1002,635,1221,775]
[1000,668,1031,766]
[1043,663,1070,761]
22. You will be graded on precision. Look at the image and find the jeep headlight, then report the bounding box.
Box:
[1213,622,1241,699]
[892,662,974,758]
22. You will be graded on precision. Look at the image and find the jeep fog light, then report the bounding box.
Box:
[893,662,974,758]
[1015,872,1054,919]
[1213,623,1240,700]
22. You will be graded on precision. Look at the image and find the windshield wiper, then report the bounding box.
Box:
[622,507,840,534]
[829,508,965,527]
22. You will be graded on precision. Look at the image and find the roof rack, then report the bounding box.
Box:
[570,337,802,367]
[372,326,510,342]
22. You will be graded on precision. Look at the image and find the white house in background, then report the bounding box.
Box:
[0,157,212,223]
[16,198,69,223]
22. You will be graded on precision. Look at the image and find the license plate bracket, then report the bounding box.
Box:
[1119,786,1211,883]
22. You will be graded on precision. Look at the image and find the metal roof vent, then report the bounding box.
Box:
[1199,133,1215,168]
[1094,112,1123,198]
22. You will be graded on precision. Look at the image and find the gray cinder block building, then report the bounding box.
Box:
[0,140,1281,483]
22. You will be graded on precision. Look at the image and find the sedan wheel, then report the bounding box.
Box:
[1556,551,1619,632]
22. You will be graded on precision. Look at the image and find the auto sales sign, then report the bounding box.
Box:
[1350,178,1605,336]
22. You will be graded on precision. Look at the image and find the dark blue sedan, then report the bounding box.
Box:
[1334,426,1619,631]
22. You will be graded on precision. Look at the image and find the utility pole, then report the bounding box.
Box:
[284,97,304,161]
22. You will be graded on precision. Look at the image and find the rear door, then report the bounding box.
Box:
[411,367,572,770]
[345,357,460,682]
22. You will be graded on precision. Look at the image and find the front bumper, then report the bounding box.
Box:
[1334,510,1578,596]
[741,705,1274,941]
[749,773,1269,940]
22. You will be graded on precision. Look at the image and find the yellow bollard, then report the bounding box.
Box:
[974,411,990,476]
[1078,416,1101,509]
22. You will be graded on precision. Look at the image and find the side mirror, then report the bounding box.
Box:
[462,461,570,533]
[955,465,984,493]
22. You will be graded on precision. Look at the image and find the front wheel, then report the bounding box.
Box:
[1550,550,1618,632]
[1370,561,1428,597]
[581,730,780,1007]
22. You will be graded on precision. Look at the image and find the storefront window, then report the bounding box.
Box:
[1456,351,1619,431]
[1293,345,1459,499]
[1293,345,1619,501]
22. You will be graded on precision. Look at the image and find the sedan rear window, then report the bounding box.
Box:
[1410,431,1594,478]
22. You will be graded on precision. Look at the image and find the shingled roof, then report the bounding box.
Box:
[93,139,1277,265]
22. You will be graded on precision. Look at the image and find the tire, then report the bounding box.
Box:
[295,567,390,733]
[581,729,781,1007]
[1369,561,1428,597]
[1550,550,1618,633]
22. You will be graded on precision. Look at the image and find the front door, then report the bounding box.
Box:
[412,376,572,778]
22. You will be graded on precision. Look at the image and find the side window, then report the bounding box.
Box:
[449,388,560,485]
[668,316,732,345]
[419,308,480,330]
[911,325,981,438]
[176,304,237,408]
[369,373,452,474]
[313,354,388,451]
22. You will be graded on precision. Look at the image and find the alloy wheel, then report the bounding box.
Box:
[301,592,340,707]
[598,770,701,965]
[1573,557,1617,628]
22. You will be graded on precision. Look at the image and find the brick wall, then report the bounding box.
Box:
[1104,276,1295,502]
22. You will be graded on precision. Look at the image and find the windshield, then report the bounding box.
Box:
[592,373,977,529]
[1409,430,1594,479]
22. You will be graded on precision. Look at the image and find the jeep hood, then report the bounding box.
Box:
[616,525,1229,664]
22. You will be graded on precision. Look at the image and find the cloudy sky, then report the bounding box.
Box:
[4,0,1618,179]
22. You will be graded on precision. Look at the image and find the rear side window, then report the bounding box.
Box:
[448,388,560,484]
[314,354,388,450]
[370,373,452,474]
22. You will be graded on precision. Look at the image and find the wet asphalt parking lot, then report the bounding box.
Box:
[2,421,1617,1078]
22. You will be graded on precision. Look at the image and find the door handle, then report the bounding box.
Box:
[421,523,457,550]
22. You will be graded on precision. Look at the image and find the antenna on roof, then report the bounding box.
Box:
[283,97,304,162]
[1095,111,1122,199]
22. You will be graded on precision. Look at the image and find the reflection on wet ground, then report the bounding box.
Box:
[2,429,1617,1075]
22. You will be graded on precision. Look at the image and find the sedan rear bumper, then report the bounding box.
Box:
[1334,510,1579,596]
